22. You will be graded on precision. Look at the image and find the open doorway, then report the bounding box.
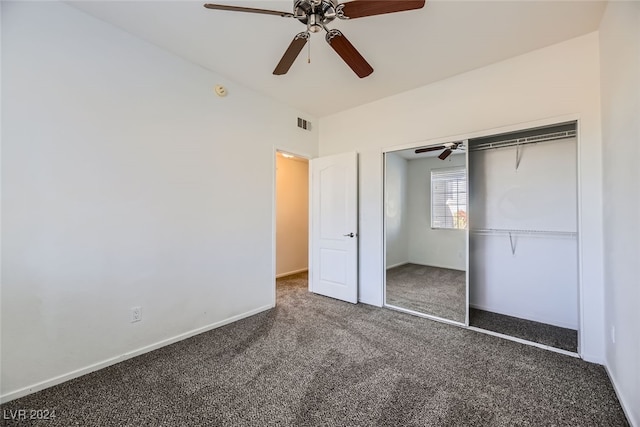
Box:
[275,151,310,301]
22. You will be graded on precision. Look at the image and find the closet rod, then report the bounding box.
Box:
[469,130,576,152]
[470,228,577,238]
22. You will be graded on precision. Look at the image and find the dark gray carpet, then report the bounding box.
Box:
[470,308,579,353]
[0,273,627,426]
[386,263,466,323]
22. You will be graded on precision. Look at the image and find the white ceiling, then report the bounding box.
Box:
[67,0,606,117]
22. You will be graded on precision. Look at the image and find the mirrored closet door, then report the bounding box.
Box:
[384,142,468,325]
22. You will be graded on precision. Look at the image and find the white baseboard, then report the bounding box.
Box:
[406,261,465,272]
[386,262,465,271]
[275,268,308,278]
[387,304,466,328]
[605,365,638,427]
[580,352,604,365]
[469,303,578,330]
[467,326,580,358]
[386,262,409,270]
[358,297,383,308]
[0,304,274,404]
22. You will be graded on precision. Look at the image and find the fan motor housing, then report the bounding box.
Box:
[294,0,339,31]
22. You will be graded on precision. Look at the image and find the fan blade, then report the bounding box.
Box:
[203,3,294,18]
[415,145,445,154]
[439,149,453,160]
[339,0,426,19]
[325,29,373,78]
[273,33,309,75]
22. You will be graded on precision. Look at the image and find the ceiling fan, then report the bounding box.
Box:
[415,142,463,160]
[203,0,426,78]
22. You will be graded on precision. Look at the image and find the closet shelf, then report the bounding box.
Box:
[470,228,577,238]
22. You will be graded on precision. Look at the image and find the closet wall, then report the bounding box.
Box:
[469,129,578,329]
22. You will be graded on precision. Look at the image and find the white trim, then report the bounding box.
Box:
[386,305,581,358]
[381,149,388,307]
[467,326,580,358]
[272,148,277,307]
[381,113,581,155]
[385,261,409,270]
[358,296,383,306]
[378,150,385,307]
[464,139,470,326]
[605,365,637,427]
[308,158,314,295]
[0,304,274,404]
[275,268,308,279]
[469,303,578,331]
[575,118,585,357]
[580,352,604,365]
[403,261,464,272]
[386,304,466,328]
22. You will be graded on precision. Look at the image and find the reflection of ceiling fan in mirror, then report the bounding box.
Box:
[415,142,463,160]
[203,0,426,78]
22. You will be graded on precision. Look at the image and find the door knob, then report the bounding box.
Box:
[343,233,355,238]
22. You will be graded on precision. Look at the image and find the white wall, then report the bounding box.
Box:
[319,33,604,362]
[599,2,640,425]
[384,153,408,268]
[406,154,466,270]
[276,155,309,277]
[1,1,317,401]
[470,139,577,232]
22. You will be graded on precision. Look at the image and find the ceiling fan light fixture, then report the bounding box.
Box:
[204,0,426,77]
[308,14,323,32]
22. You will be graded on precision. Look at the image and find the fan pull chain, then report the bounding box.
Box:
[308,36,311,64]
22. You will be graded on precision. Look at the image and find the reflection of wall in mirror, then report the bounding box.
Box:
[407,154,466,271]
[385,153,409,268]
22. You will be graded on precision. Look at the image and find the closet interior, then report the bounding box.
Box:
[468,122,579,353]
[383,121,579,353]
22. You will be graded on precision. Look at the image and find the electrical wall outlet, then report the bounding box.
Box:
[131,306,142,323]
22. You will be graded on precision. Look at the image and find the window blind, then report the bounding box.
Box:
[431,167,467,229]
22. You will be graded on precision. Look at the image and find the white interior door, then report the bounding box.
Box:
[309,152,358,303]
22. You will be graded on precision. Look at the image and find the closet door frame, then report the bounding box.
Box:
[380,113,584,358]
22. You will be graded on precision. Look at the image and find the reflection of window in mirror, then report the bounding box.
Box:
[431,167,467,229]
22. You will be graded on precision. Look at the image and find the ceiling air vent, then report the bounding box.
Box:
[298,117,311,131]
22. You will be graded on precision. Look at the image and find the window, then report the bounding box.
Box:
[431,167,467,229]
